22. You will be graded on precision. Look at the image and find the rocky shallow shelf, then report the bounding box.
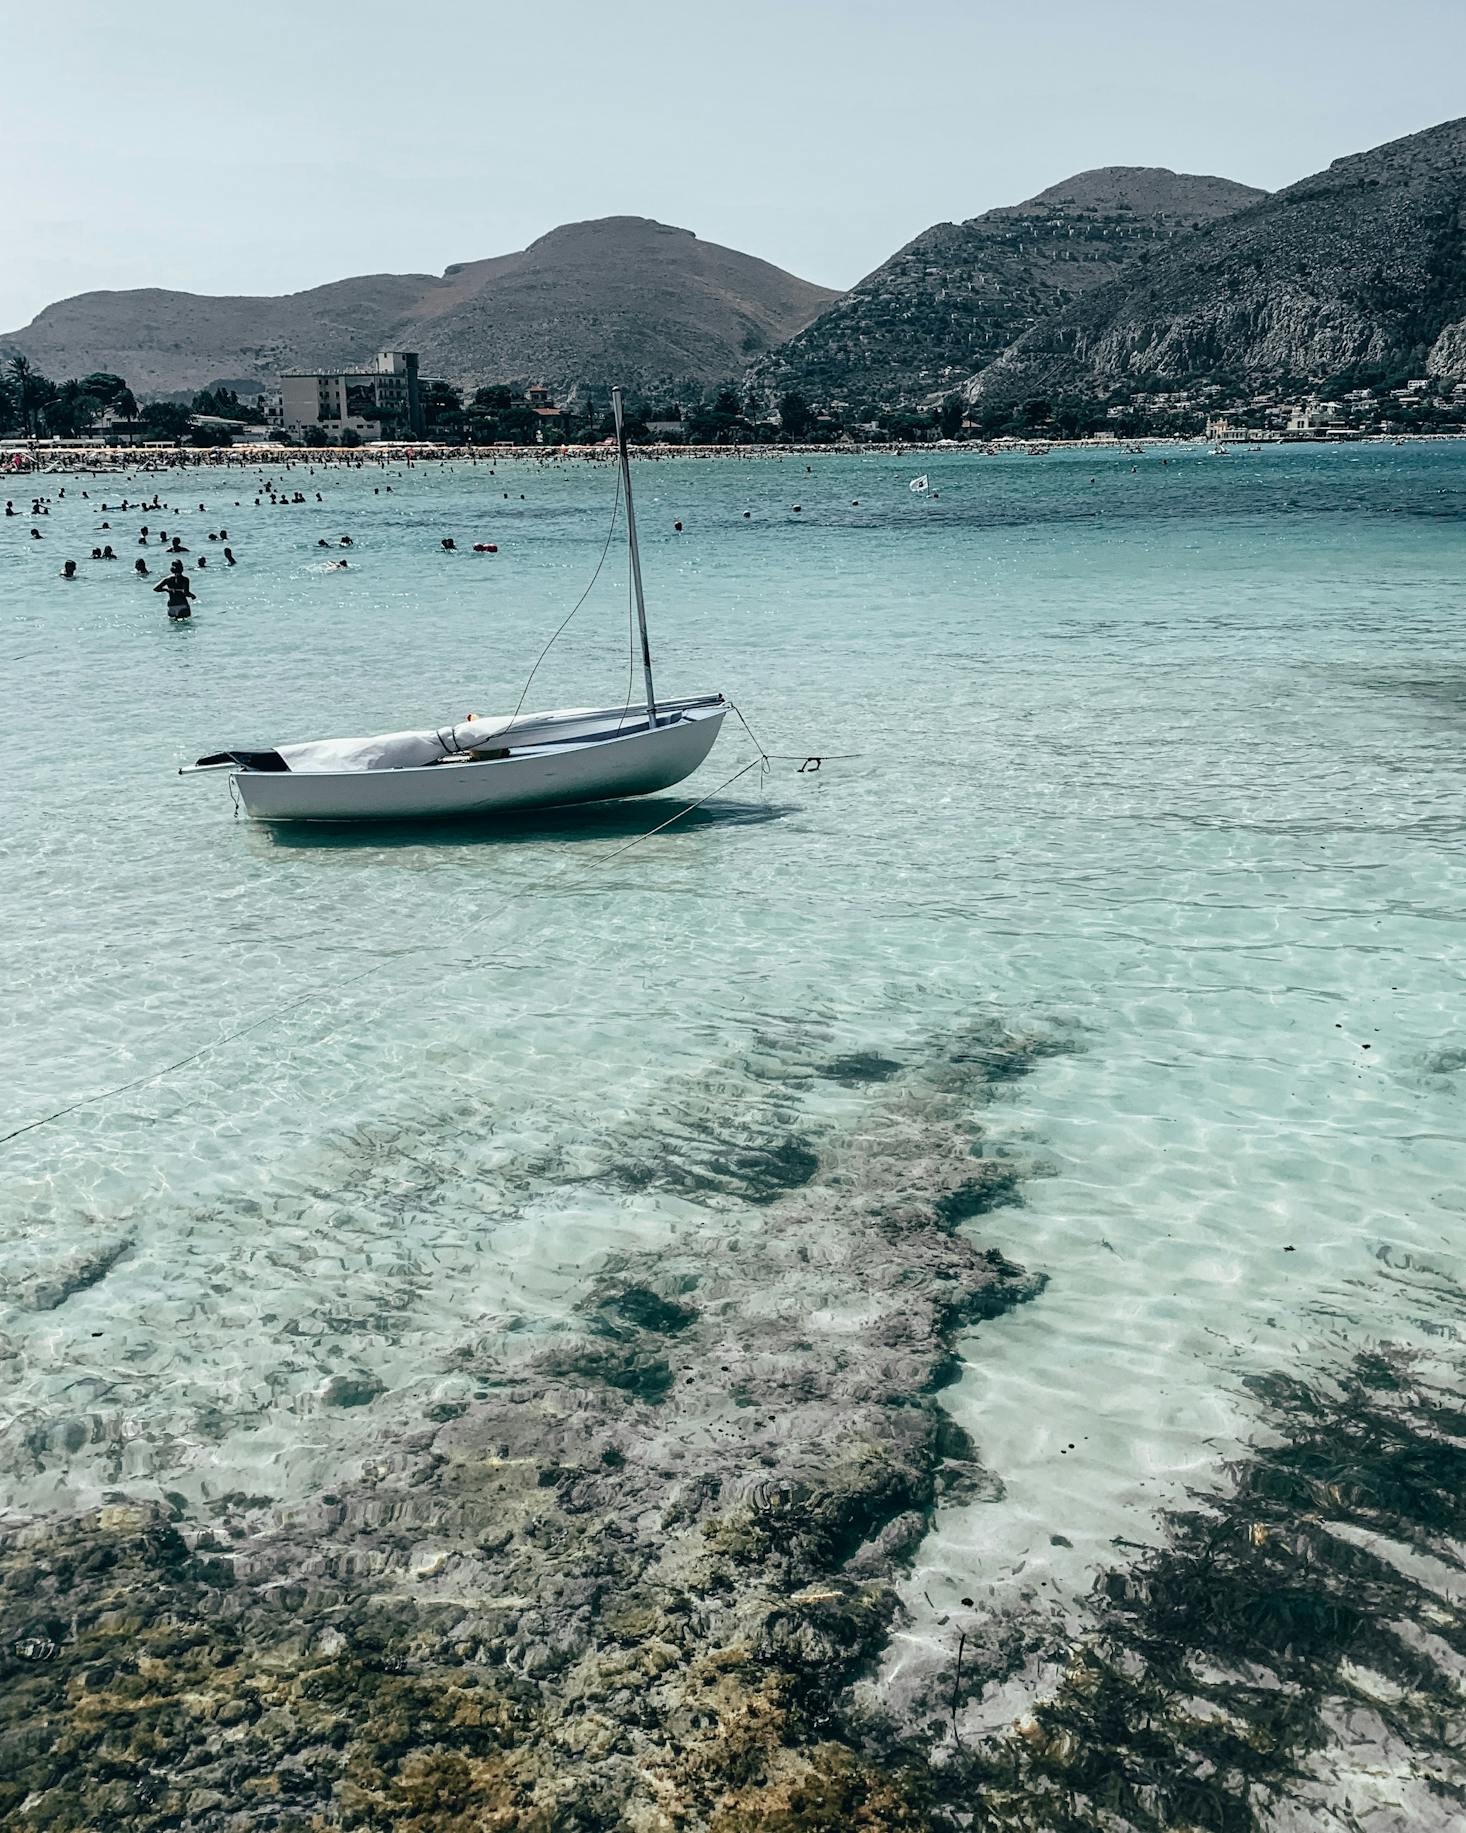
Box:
[0,1020,1067,1830]
[3,1018,1462,1831]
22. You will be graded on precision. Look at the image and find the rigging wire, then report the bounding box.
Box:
[510,462,624,721]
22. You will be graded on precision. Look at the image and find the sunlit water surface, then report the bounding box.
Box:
[3,443,1464,1699]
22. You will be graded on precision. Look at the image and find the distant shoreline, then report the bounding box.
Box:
[4,431,1465,474]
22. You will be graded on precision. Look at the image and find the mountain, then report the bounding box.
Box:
[966,116,1466,408]
[0,219,839,400]
[747,168,1265,413]
[0,274,435,402]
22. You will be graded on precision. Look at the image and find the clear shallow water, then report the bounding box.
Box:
[3,446,1465,1691]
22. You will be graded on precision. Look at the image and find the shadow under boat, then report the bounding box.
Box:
[254,794,797,853]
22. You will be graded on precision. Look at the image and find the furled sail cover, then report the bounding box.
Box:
[275,715,516,774]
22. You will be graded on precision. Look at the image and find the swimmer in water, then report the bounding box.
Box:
[135,559,149,576]
[223,547,236,565]
[61,559,78,579]
[154,560,196,618]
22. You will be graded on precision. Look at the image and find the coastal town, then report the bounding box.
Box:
[3,342,1464,462]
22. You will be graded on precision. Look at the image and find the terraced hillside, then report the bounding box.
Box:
[748,168,1263,414]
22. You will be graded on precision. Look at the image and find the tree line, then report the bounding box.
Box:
[1,350,1135,448]
[389,384,977,446]
[0,358,269,442]
[1,357,138,438]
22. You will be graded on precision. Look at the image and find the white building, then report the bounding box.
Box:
[279,351,423,442]
[1286,401,1346,434]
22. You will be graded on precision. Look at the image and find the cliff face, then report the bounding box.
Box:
[0,220,838,400]
[748,168,1263,413]
[967,116,1466,406]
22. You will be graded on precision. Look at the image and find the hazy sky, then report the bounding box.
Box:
[4,0,1464,329]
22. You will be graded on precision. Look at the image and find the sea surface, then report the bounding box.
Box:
[3,442,1465,1814]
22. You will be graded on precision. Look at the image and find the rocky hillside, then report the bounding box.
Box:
[0,219,837,400]
[748,168,1263,413]
[967,115,1466,407]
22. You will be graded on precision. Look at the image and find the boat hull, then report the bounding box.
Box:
[234,706,727,823]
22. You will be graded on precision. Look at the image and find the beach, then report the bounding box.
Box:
[3,441,1465,1827]
[7,428,1466,479]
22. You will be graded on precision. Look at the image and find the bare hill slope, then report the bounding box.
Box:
[0,219,838,399]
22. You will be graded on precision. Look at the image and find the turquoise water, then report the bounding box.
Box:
[3,444,1465,1716]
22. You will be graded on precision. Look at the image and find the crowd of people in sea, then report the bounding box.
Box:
[7,462,390,615]
[2,437,1199,625]
[5,453,741,623]
[11,483,260,617]
[3,444,900,623]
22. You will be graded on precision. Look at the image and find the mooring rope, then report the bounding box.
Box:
[0,753,767,1150]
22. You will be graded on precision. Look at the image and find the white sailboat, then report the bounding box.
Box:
[184,388,726,823]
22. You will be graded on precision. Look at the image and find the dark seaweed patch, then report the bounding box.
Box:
[599,1285,699,1335]
[321,1373,386,1408]
[609,1131,821,1206]
[933,1165,1025,1227]
[943,1032,1073,1084]
[820,1052,905,1085]
[542,1342,676,1405]
[927,1349,1466,1831]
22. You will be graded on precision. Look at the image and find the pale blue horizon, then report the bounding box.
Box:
[2,0,1464,331]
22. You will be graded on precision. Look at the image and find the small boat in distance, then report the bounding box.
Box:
[184,388,726,823]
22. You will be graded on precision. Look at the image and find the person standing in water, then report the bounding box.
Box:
[154,559,196,618]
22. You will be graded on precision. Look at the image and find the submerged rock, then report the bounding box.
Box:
[0,1233,131,1313]
[320,1371,387,1408]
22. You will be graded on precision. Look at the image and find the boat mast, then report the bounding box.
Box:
[612,385,658,727]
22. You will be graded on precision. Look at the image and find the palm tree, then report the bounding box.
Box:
[7,353,36,435]
[46,379,102,439]
[115,387,139,439]
[7,353,57,438]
